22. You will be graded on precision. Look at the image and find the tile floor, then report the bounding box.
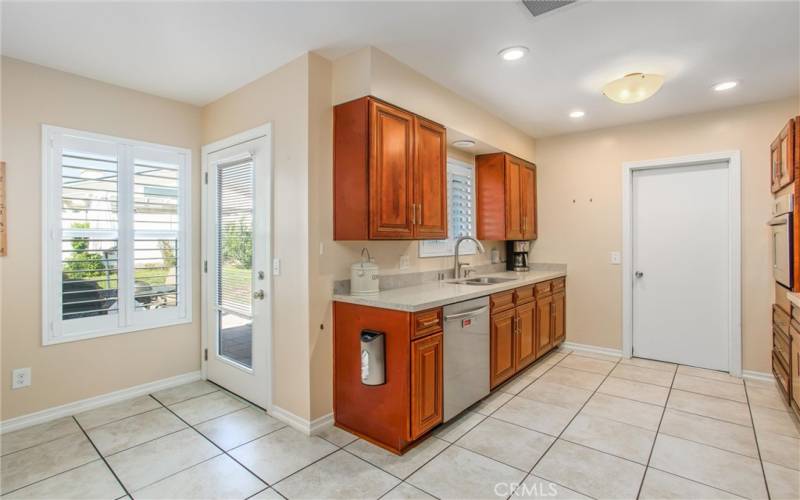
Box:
[2,350,799,499]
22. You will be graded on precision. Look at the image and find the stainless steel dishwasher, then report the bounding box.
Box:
[443,296,490,421]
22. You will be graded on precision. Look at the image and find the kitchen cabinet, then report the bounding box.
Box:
[536,285,553,353]
[490,308,516,388]
[771,119,795,193]
[515,301,537,370]
[334,96,447,240]
[476,152,537,241]
[791,323,800,410]
[410,332,443,439]
[552,281,566,345]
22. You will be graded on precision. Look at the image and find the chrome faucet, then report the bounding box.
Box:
[454,236,486,279]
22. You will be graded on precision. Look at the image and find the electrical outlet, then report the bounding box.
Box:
[12,368,31,389]
[399,255,410,270]
[610,251,621,265]
[272,258,281,276]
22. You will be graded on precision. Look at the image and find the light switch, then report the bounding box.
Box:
[610,251,621,265]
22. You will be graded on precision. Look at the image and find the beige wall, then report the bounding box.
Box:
[1,57,203,420]
[531,97,800,373]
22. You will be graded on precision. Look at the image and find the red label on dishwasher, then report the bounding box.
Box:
[462,319,472,328]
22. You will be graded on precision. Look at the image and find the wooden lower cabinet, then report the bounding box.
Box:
[410,333,443,439]
[515,301,537,370]
[552,288,566,345]
[490,309,516,388]
[791,325,800,410]
[536,292,553,353]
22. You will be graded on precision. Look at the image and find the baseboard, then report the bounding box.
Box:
[0,371,202,434]
[270,405,333,435]
[562,341,623,357]
[742,370,775,382]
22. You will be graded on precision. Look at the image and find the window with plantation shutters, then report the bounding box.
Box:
[43,126,191,344]
[419,159,477,257]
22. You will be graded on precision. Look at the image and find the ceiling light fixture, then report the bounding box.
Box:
[498,46,529,61]
[569,110,585,118]
[452,139,476,148]
[602,72,664,104]
[713,81,738,92]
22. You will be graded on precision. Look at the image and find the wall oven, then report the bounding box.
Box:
[770,193,793,289]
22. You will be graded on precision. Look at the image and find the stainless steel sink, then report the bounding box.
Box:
[452,277,517,286]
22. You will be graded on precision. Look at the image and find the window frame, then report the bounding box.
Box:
[419,157,477,258]
[42,125,192,345]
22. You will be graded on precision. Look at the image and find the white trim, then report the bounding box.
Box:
[621,151,742,376]
[269,405,333,435]
[742,370,776,383]
[0,371,201,434]
[419,157,477,258]
[562,341,623,358]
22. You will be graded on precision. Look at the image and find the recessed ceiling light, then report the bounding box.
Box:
[569,110,585,118]
[452,139,476,148]
[713,81,738,92]
[602,73,664,104]
[498,46,529,61]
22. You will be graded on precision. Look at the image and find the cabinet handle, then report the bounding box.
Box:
[419,319,439,328]
[411,204,416,225]
[417,203,422,225]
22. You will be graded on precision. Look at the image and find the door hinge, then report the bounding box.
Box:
[204,348,208,361]
[204,172,208,184]
[203,260,207,273]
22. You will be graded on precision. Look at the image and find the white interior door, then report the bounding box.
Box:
[632,162,730,371]
[204,131,271,408]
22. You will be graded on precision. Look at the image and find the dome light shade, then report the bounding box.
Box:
[452,139,476,148]
[602,73,664,104]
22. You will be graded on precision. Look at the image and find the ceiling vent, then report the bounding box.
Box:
[522,0,577,18]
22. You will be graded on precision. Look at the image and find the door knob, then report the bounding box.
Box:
[635,271,644,278]
[253,289,265,300]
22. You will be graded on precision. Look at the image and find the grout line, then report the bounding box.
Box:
[73,416,132,499]
[0,428,85,458]
[663,406,754,429]
[743,379,772,499]
[0,458,106,497]
[149,387,220,407]
[645,465,751,499]
[675,371,746,387]
[634,359,676,499]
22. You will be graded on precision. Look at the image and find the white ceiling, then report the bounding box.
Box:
[3,1,798,137]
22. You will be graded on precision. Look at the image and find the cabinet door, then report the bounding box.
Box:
[410,332,443,439]
[490,309,517,388]
[369,100,415,239]
[536,293,553,354]
[772,119,795,193]
[413,117,447,239]
[552,290,565,345]
[791,327,800,408]
[504,156,524,240]
[520,164,537,240]
[515,301,537,370]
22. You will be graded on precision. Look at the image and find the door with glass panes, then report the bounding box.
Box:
[204,128,271,408]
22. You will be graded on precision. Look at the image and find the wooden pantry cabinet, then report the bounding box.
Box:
[334,96,447,240]
[771,118,795,193]
[476,152,537,241]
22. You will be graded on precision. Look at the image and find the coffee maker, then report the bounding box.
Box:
[506,241,531,272]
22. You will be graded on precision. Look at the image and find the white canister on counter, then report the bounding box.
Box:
[351,248,380,295]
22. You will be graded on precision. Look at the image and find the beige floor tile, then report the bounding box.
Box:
[456,417,554,471]
[639,468,741,499]
[512,474,591,499]
[659,409,757,458]
[597,377,669,406]
[168,391,248,425]
[408,445,526,500]
[757,430,800,470]
[751,405,800,438]
[75,395,161,430]
[677,365,743,385]
[746,383,792,412]
[581,393,663,431]
[499,372,539,395]
[610,365,674,387]
[538,351,568,365]
[566,351,621,363]
[194,407,284,450]
[650,434,766,498]
[667,389,752,426]
[105,428,220,491]
[345,435,448,479]
[562,413,656,464]
[315,425,359,447]
[433,411,485,442]
[1,417,81,456]
[0,432,99,494]
[672,374,747,402]
[1,460,124,500]
[382,482,436,500]
[151,380,219,406]
[229,427,336,484]
[493,396,577,436]
[619,357,677,372]
[518,380,593,410]
[134,454,265,499]
[537,366,606,391]
[273,449,399,499]
[87,408,186,456]
[557,355,616,375]
[472,390,513,416]
[249,488,283,499]
[763,461,800,500]
[533,439,645,500]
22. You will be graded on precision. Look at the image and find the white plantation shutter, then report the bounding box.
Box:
[419,159,476,257]
[43,126,191,344]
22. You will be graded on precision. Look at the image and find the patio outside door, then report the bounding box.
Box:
[203,126,271,408]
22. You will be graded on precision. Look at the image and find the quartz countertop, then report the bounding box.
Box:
[333,269,566,312]
[787,291,800,309]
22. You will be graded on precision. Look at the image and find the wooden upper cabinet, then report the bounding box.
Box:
[410,332,443,440]
[476,153,537,241]
[771,118,795,193]
[334,96,447,240]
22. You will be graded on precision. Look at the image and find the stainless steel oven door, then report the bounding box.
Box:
[769,213,793,288]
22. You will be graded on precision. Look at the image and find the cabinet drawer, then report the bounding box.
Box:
[552,277,565,291]
[774,326,791,368]
[490,291,515,313]
[774,304,790,336]
[514,285,535,305]
[773,352,790,398]
[413,308,443,338]
[534,281,551,298]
